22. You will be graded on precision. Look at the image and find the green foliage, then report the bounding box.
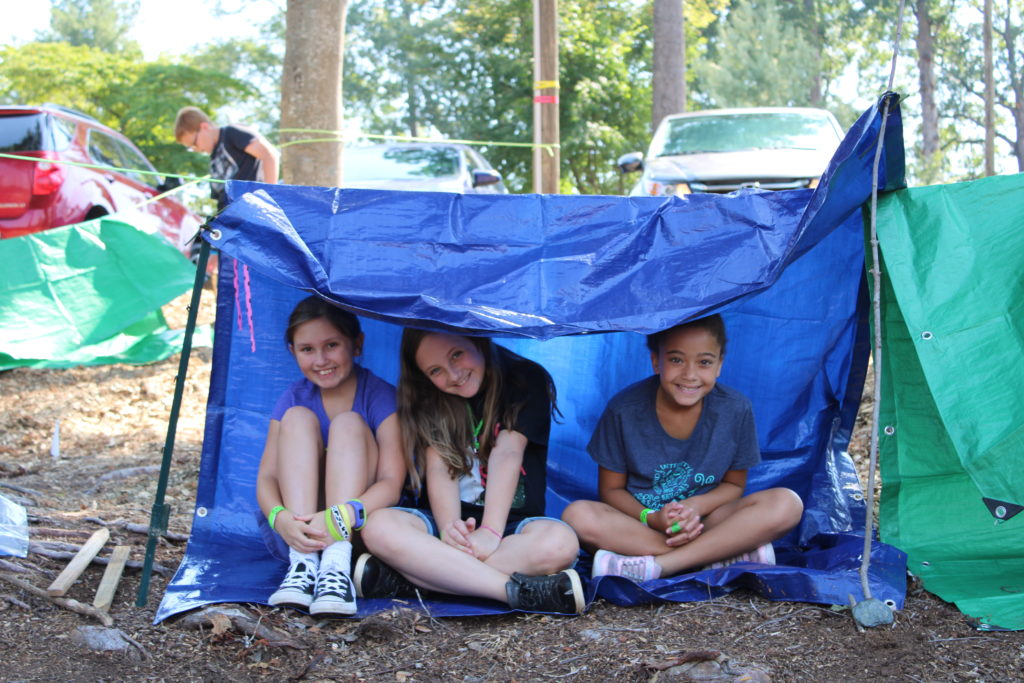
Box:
[37,0,143,56]
[695,0,820,108]
[344,0,656,193]
[0,42,254,180]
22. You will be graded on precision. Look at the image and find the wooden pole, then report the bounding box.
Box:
[533,0,560,194]
[983,0,995,176]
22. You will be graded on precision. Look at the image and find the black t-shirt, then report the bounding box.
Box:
[209,124,261,210]
[457,345,553,525]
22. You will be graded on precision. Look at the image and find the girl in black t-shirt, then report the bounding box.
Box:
[355,329,585,615]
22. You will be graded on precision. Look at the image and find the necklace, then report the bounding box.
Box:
[466,402,484,454]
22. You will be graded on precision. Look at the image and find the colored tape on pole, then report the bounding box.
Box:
[534,95,559,104]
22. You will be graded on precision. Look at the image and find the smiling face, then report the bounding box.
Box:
[289,317,360,390]
[414,333,487,398]
[651,325,723,410]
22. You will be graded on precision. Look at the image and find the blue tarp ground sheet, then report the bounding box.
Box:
[156,95,909,622]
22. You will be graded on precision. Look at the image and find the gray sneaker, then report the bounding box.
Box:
[505,569,585,615]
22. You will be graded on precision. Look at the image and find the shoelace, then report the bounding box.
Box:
[281,562,316,589]
[618,558,650,582]
[318,571,354,597]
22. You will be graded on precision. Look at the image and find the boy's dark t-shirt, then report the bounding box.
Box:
[588,376,760,510]
[209,124,262,210]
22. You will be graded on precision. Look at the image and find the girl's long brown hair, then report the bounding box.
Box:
[397,329,556,494]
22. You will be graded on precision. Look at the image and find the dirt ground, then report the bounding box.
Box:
[2,291,1023,682]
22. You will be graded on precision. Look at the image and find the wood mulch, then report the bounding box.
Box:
[1,291,1021,681]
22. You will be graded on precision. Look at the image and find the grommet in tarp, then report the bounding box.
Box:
[196,507,208,518]
[883,425,895,435]
[921,330,933,340]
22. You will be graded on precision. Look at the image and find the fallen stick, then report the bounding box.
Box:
[93,545,130,612]
[83,517,189,542]
[48,528,110,597]
[1,592,31,609]
[0,559,32,574]
[176,605,307,649]
[28,545,171,576]
[0,481,44,498]
[86,466,160,492]
[0,572,114,626]
[30,527,94,541]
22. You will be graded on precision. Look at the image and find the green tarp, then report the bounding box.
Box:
[875,173,1024,630]
[0,217,210,370]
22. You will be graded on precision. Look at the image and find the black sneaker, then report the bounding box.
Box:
[505,569,585,615]
[268,560,317,609]
[309,568,357,617]
[353,553,417,599]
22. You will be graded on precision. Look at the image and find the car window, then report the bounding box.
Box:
[113,138,159,188]
[87,130,124,169]
[653,113,841,157]
[51,117,75,151]
[344,146,460,181]
[0,114,48,152]
[86,130,156,187]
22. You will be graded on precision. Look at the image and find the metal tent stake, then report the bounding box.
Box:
[136,235,211,607]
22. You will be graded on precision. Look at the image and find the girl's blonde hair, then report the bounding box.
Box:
[397,329,556,494]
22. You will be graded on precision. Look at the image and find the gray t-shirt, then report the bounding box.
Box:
[587,376,760,510]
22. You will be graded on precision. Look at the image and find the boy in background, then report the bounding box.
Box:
[175,106,280,211]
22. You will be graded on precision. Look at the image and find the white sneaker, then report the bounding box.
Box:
[309,568,357,617]
[591,549,662,582]
[268,560,317,609]
[709,542,776,569]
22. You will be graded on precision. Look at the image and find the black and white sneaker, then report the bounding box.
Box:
[353,553,417,599]
[506,569,585,615]
[268,560,317,609]
[309,568,357,616]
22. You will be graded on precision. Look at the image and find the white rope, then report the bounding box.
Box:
[860,0,908,602]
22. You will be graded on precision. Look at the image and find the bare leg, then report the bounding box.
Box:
[323,411,379,506]
[564,489,803,577]
[562,499,670,555]
[482,520,579,576]
[654,488,803,575]
[276,406,324,517]
[362,509,510,602]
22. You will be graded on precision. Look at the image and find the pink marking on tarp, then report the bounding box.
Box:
[243,264,256,352]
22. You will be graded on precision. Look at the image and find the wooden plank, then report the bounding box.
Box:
[46,527,109,597]
[92,545,130,612]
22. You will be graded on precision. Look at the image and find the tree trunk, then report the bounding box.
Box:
[280,0,348,186]
[803,0,823,106]
[914,0,940,183]
[652,0,685,133]
[984,0,995,176]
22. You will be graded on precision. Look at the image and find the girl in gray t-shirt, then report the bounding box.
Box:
[562,315,804,582]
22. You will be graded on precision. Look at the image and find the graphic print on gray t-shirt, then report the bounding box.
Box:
[587,376,761,509]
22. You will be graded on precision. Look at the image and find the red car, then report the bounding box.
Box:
[0,104,201,256]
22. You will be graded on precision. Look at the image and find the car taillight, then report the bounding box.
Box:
[31,151,65,195]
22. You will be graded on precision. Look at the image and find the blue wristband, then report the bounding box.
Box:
[346,499,366,530]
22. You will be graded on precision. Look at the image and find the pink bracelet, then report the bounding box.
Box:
[480,524,503,541]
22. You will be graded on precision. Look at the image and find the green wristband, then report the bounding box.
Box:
[639,508,655,527]
[267,505,286,530]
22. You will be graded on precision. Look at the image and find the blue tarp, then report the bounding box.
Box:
[156,95,908,621]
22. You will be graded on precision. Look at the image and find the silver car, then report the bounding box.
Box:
[618,107,844,196]
[342,142,507,193]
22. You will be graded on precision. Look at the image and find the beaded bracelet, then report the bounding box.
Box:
[267,505,286,530]
[480,524,503,541]
[346,499,366,530]
[639,508,655,527]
